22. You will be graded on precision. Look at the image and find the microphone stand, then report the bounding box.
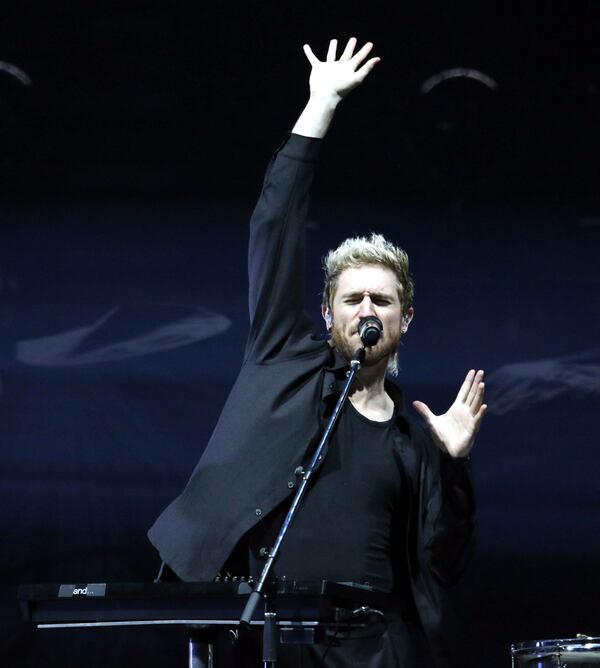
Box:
[240,346,366,667]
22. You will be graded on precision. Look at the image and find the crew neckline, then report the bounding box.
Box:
[347,398,397,428]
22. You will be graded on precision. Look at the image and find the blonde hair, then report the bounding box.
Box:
[322,233,414,313]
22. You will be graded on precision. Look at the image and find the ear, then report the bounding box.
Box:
[321,304,332,331]
[401,307,414,334]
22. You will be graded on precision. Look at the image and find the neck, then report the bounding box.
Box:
[349,357,391,411]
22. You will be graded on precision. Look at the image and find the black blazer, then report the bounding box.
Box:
[148,133,475,666]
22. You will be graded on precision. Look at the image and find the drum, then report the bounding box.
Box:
[512,638,600,667]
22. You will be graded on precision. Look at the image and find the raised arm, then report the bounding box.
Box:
[245,38,380,363]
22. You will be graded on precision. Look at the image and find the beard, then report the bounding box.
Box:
[330,323,401,373]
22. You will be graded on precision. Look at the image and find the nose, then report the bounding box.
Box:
[357,296,375,318]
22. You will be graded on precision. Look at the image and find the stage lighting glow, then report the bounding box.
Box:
[420,68,497,95]
[0,61,32,86]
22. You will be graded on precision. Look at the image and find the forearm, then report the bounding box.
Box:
[245,134,320,361]
[292,93,340,139]
[424,454,476,586]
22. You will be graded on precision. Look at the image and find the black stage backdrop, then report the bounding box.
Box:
[1,2,599,667]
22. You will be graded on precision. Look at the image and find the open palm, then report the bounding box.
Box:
[413,370,487,458]
[303,37,380,101]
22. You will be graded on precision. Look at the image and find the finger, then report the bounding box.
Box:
[412,400,435,424]
[472,404,487,433]
[354,56,381,82]
[303,44,319,67]
[350,41,374,66]
[469,381,485,413]
[326,38,338,62]
[466,370,485,406]
[457,369,476,403]
[341,36,357,60]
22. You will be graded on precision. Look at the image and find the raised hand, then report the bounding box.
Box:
[412,370,487,459]
[292,37,380,138]
[302,37,381,103]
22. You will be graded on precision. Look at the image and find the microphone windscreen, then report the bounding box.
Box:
[358,316,383,347]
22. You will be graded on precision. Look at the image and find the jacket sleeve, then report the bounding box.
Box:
[244,133,322,364]
[420,435,477,588]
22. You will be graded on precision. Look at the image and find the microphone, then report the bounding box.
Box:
[358,316,383,347]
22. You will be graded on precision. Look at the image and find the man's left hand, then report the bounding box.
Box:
[412,370,487,459]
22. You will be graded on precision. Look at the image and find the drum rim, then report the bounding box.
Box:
[512,638,600,655]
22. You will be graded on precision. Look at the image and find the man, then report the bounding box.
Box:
[149,37,486,667]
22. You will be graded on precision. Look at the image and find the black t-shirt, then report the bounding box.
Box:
[249,400,408,593]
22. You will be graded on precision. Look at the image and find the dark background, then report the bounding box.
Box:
[1,1,599,666]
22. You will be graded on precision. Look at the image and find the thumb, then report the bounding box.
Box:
[412,400,435,424]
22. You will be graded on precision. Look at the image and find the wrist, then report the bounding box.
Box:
[443,449,471,462]
[308,91,342,109]
[292,95,339,139]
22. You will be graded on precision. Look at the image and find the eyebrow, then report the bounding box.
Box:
[339,290,397,301]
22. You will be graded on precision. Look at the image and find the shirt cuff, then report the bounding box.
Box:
[439,450,472,478]
[278,133,323,162]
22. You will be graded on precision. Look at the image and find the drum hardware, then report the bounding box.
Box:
[511,637,600,667]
